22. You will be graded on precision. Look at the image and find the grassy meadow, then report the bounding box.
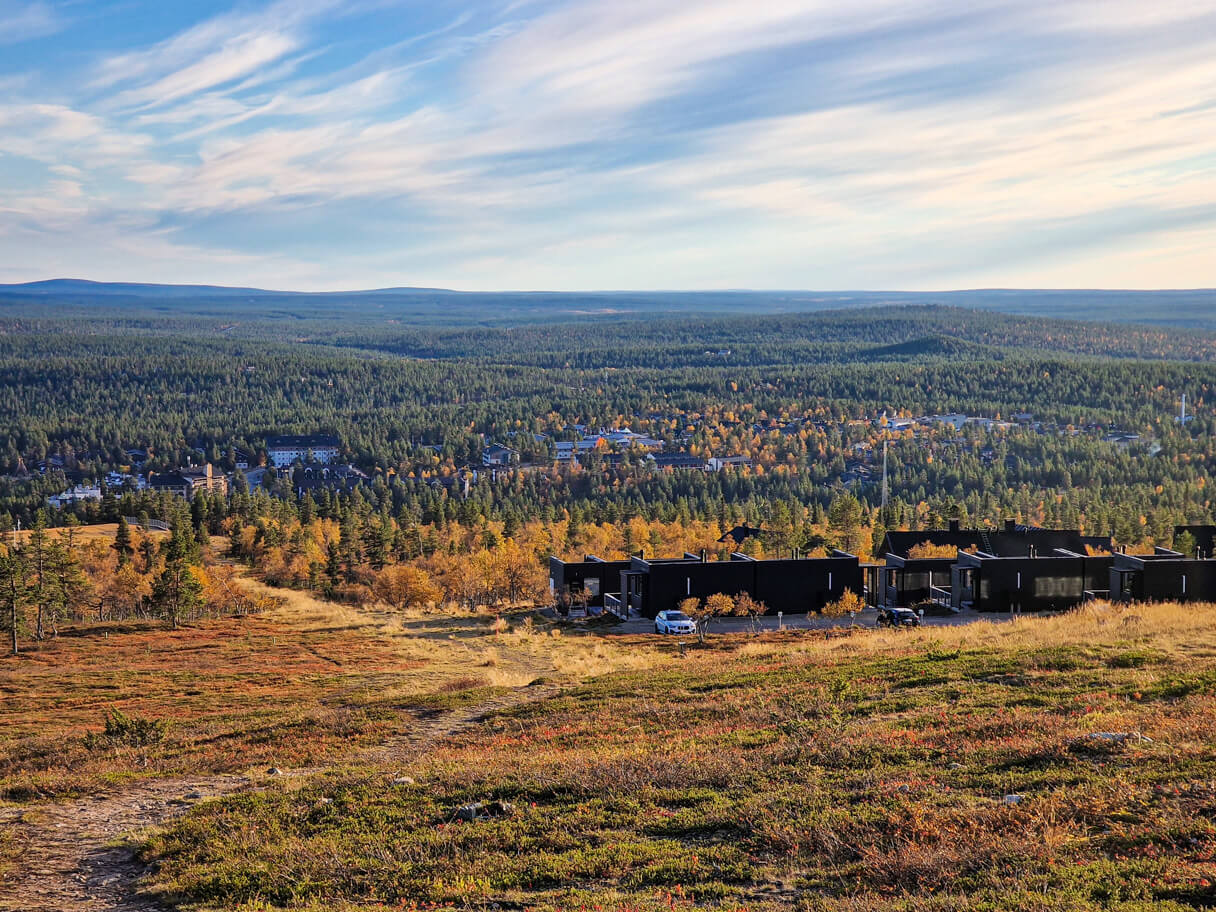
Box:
[0,581,667,802]
[143,600,1216,911]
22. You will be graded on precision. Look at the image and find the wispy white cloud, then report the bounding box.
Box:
[0,0,62,45]
[2,0,1215,289]
[111,30,300,111]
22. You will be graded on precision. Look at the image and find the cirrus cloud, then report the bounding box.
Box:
[0,0,1213,290]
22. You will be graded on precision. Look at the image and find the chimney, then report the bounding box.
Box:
[1005,519,1016,533]
[949,519,960,533]
[701,549,707,563]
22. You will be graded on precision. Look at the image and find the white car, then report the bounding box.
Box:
[654,610,696,635]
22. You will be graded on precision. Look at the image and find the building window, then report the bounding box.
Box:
[1033,576,1082,598]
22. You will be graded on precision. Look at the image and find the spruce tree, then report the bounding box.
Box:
[114,516,134,566]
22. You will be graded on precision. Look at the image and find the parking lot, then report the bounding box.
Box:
[607,606,1011,636]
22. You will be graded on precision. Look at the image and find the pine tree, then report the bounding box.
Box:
[28,516,49,640]
[827,493,865,555]
[99,487,119,523]
[502,511,520,540]
[46,536,88,637]
[152,558,203,630]
[114,516,134,567]
[138,535,158,572]
[324,541,342,593]
[0,545,29,655]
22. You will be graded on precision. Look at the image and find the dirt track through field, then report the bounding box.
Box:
[0,684,559,912]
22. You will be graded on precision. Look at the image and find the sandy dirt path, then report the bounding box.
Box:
[0,572,563,911]
[0,682,558,911]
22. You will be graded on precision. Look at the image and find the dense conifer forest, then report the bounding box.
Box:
[0,291,1212,632]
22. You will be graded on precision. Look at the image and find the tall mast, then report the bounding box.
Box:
[881,440,889,510]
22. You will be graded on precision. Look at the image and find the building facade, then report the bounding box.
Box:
[267,434,340,468]
[147,463,228,500]
[1111,550,1216,604]
[550,550,862,619]
[952,549,1114,612]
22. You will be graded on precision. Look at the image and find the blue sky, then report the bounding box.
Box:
[1,0,1214,290]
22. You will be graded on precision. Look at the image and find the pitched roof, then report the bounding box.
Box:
[718,524,765,544]
[652,453,704,467]
[148,471,190,488]
[267,434,340,449]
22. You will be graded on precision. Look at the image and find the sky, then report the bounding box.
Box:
[0,0,1214,291]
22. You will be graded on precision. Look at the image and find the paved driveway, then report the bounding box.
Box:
[607,606,1012,636]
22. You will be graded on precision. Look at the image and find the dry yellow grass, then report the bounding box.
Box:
[143,595,1216,912]
[5,522,167,545]
[0,567,678,801]
[232,574,671,691]
[732,599,1214,662]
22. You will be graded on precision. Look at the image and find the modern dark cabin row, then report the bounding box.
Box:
[549,523,1216,619]
[884,521,1216,612]
[880,520,1114,612]
[549,550,861,619]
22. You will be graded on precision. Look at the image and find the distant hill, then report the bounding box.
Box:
[5,279,278,298]
[860,335,1006,362]
[1,280,1214,330]
[3,279,456,298]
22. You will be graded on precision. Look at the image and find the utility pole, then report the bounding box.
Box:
[881,440,889,510]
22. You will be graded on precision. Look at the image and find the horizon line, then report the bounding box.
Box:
[3,278,1215,297]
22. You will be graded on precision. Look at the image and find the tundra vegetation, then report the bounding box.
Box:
[139,599,1216,911]
[0,526,666,803]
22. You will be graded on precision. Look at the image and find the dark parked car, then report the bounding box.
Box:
[877,607,921,628]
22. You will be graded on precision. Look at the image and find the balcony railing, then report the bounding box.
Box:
[604,593,626,620]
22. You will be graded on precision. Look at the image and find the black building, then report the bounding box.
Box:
[880,520,1113,608]
[621,551,861,618]
[1111,549,1216,604]
[290,464,368,494]
[881,554,956,607]
[550,550,863,618]
[718,524,766,546]
[952,549,1114,612]
[548,555,634,609]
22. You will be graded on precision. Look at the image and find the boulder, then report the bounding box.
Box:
[455,799,515,821]
[1083,731,1150,744]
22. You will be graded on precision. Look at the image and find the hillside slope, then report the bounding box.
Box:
[147,601,1216,911]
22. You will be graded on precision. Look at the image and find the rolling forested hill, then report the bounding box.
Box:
[2,281,1215,330]
[0,283,1212,547]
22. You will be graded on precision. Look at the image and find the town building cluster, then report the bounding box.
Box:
[40,404,1156,510]
[43,434,354,505]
